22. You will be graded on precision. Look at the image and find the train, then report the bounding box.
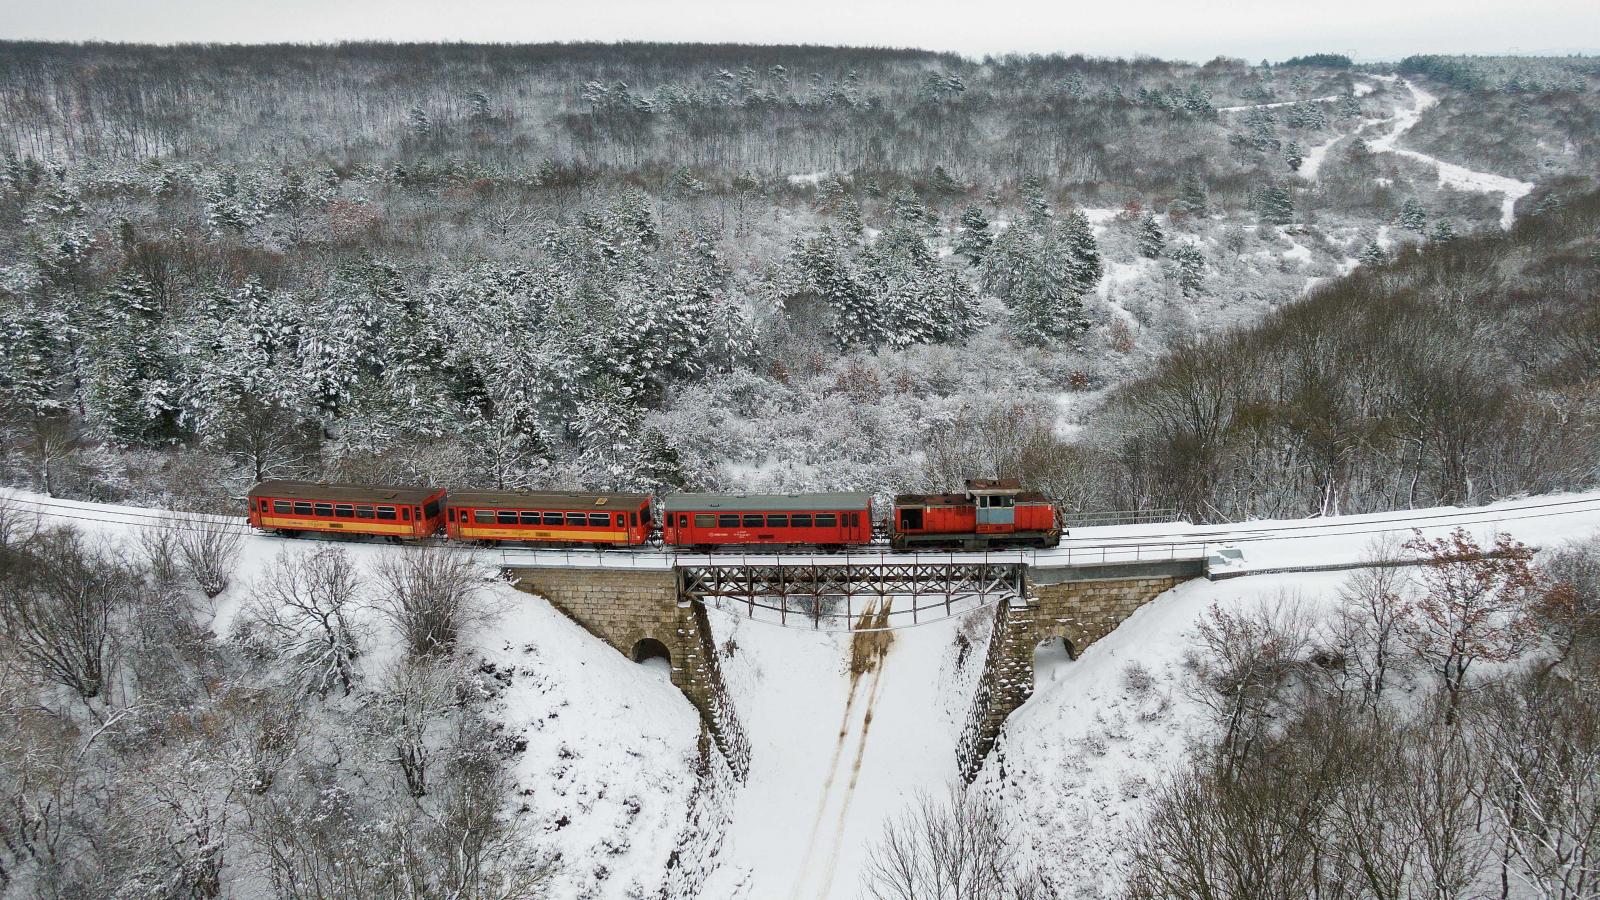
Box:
[246,478,1061,551]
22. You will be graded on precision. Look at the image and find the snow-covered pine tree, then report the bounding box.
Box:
[1283,140,1306,172]
[1358,240,1387,267]
[1399,198,1428,232]
[1430,220,1457,243]
[955,205,992,265]
[1170,244,1207,298]
[1177,172,1208,216]
[1254,184,1295,226]
[1137,214,1165,259]
[1060,209,1104,296]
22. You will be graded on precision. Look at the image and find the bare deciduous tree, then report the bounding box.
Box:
[373,548,482,658]
[175,515,245,600]
[864,786,1048,900]
[0,527,134,704]
[238,546,366,697]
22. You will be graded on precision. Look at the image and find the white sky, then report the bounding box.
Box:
[2,0,1596,61]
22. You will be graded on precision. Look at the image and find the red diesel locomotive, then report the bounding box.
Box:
[246,479,1060,550]
[892,479,1060,550]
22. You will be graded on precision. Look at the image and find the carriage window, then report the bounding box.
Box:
[273,500,292,514]
[768,514,789,528]
[358,505,375,519]
[520,511,540,525]
[497,511,518,525]
[378,506,398,520]
[543,512,563,525]
[473,510,493,523]
[615,514,625,527]
[694,514,713,528]
[791,513,812,528]
[742,514,763,527]
[424,499,441,519]
[313,503,333,517]
[590,513,609,526]
[680,515,691,528]
[850,513,859,527]
[293,501,313,515]
[566,513,586,526]
[335,504,354,517]
[816,514,837,528]
[718,514,739,528]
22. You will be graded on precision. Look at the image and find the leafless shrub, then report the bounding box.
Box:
[0,526,137,703]
[863,786,1049,900]
[136,518,184,588]
[1188,595,1316,772]
[175,514,244,600]
[238,546,366,697]
[373,548,482,658]
[1333,539,1409,702]
[1122,661,1156,697]
[363,658,461,798]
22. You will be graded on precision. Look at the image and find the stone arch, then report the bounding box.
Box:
[631,637,673,665]
[1032,634,1077,689]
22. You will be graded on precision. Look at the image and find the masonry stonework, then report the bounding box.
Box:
[958,573,1186,779]
[507,567,750,775]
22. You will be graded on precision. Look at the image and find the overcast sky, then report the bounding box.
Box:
[3,0,1596,61]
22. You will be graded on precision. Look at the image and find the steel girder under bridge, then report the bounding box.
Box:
[678,561,1028,631]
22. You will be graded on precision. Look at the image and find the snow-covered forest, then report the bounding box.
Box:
[2,44,1595,518]
[1,40,1598,900]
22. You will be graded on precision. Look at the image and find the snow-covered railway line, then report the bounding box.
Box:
[7,489,1600,572]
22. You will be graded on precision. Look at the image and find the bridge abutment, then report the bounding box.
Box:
[506,567,750,776]
[958,564,1196,780]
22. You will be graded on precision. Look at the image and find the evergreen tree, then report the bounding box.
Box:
[1137,214,1165,259]
[1430,220,1458,243]
[465,88,491,121]
[1177,172,1208,216]
[954,205,992,265]
[981,200,1096,344]
[406,106,431,137]
[1283,140,1306,172]
[1358,240,1387,267]
[1399,198,1428,232]
[1060,209,1104,296]
[1170,245,1207,298]
[1254,184,1295,226]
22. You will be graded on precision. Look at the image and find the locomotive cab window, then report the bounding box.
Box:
[378,506,397,520]
[900,508,924,529]
[694,514,712,528]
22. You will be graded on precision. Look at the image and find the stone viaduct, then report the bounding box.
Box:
[505,555,1206,780]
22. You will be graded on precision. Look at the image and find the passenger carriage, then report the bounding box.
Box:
[444,490,653,547]
[247,480,446,540]
[662,492,874,549]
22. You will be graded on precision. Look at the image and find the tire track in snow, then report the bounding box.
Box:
[786,662,871,900]
[811,660,889,900]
